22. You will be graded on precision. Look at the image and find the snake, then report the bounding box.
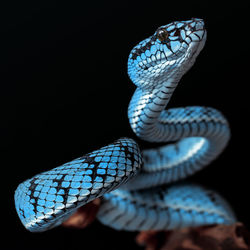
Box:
[14,18,236,233]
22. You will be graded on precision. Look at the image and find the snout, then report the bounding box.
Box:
[188,18,206,41]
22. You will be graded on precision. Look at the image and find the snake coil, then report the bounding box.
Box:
[15,18,236,232]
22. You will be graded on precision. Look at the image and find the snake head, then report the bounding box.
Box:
[128,18,207,90]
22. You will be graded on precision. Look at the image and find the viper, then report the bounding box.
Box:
[15,18,236,232]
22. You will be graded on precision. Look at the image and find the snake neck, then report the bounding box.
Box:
[128,76,181,141]
[128,39,204,142]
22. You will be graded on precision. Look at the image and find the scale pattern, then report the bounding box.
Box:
[122,105,230,190]
[97,18,235,230]
[15,138,142,232]
[123,19,230,190]
[15,18,236,233]
[98,184,236,231]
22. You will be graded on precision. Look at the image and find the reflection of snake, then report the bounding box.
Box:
[15,18,236,232]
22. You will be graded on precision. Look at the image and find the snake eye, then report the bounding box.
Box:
[156,28,169,42]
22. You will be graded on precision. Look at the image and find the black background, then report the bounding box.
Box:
[1,1,249,249]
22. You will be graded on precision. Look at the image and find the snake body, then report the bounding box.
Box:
[15,19,236,232]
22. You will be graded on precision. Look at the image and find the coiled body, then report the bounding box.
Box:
[98,184,235,231]
[15,138,142,232]
[15,19,236,232]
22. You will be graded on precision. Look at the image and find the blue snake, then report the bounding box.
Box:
[14,18,236,232]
